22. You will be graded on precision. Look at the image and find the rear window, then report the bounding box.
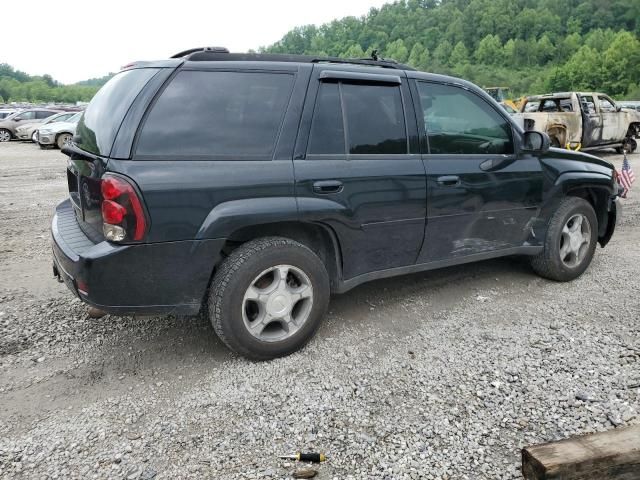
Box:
[76,68,160,156]
[135,70,294,159]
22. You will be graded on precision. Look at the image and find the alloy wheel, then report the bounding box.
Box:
[559,213,591,268]
[242,264,313,342]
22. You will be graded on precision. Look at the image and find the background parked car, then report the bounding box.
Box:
[15,111,78,142]
[37,112,81,149]
[0,109,18,119]
[0,108,62,142]
[619,101,640,112]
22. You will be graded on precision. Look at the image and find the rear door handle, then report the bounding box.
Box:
[436,175,460,187]
[313,180,343,194]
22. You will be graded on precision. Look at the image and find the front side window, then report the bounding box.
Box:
[306,80,408,156]
[598,96,616,113]
[136,71,294,159]
[417,82,513,155]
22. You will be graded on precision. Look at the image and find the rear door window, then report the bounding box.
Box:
[135,70,294,159]
[307,82,345,155]
[16,111,36,121]
[342,83,407,154]
[36,111,54,119]
[306,80,408,156]
[417,82,513,155]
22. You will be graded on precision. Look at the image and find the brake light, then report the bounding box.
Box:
[100,175,147,241]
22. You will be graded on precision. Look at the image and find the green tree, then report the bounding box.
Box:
[408,43,430,69]
[450,41,470,66]
[433,40,453,67]
[475,34,502,65]
[385,39,409,63]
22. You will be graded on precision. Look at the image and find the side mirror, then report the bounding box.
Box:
[13,117,21,122]
[522,131,550,153]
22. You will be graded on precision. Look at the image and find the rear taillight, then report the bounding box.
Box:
[100,174,148,242]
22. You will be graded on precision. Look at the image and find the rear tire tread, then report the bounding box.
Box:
[209,236,327,360]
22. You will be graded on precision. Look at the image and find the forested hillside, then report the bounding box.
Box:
[0,64,107,104]
[264,0,640,98]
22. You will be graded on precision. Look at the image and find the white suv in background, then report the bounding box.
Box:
[37,112,82,149]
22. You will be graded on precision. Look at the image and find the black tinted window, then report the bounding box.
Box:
[342,83,407,154]
[136,71,294,159]
[36,111,54,119]
[308,82,345,155]
[77,68,160,156]
[417,82,513,155]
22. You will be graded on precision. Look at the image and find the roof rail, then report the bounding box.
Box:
[171,46,230,58]
[172,48,414,70]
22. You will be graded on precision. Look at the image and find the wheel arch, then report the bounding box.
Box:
[563,183,618,247]
[221,221,343,292]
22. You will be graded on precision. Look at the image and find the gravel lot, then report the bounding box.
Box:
[0,141,638,480]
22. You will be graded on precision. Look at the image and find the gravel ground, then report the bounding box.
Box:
[0,141,638,480]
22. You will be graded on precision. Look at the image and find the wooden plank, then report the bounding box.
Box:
[522,425,640,480]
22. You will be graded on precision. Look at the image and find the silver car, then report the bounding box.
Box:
[0,108,62,142]
[37,112,82,149]
[15,112,78,142]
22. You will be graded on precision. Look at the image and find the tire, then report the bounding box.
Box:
[531,197,598,282]
[0,129,11,142]
[616,137,637,154]
[31,130,37,143]
[56,133,72,149]
[208,237,330,360]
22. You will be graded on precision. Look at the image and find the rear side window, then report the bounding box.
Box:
[307,80,408,156]
[16,111,36,121]
[417,82,513,155]
[36,111,54,119]
[136,71,294,159]
[76,68,160,156]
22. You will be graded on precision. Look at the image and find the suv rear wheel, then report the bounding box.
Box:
[208,237,330,360]
[531,197,598,281]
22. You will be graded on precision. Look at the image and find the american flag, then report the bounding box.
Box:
[618,153,635,198]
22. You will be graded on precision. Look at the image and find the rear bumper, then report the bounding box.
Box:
[51,199,225,315]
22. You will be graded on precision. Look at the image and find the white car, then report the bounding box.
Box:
[37,112,82,149]
[15,111,78,142]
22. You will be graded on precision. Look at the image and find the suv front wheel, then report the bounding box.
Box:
[531,197,598,281]
[208,237,330,360]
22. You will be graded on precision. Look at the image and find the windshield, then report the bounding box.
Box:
[68,112,82,123]
[75,68,160,156]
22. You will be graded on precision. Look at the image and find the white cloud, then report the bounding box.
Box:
[4,0,388,84]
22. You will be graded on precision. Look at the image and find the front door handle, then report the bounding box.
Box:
[313,180,343,194]
[436,175,460,187]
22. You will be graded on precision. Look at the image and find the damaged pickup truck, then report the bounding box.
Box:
[520,92,640,153]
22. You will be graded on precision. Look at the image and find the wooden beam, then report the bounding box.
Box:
[522,425,640,479]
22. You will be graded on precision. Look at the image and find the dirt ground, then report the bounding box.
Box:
[0,141,638,479]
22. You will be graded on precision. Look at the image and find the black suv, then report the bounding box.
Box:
[52,48,621,360]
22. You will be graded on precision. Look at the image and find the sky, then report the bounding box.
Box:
[3,0,389,84]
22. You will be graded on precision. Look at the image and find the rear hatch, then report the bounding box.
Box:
[65,68,161,242]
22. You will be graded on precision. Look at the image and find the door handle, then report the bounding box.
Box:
[436,175,460,187]
[313,180,343,194]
